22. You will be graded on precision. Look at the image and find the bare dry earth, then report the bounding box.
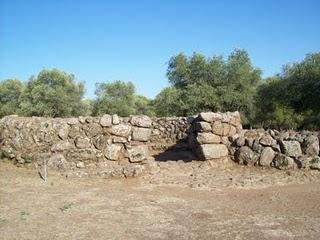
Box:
[1,160,320,240]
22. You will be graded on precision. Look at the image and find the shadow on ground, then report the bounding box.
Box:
[153,139,198,162]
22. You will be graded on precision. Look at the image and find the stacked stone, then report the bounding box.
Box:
[0,114,194,176]
[150,117,192,151]
[189,111,242,160]
[230,129,320,170]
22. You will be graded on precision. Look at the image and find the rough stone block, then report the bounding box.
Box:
[75,136,91,149]
[130,115,152,127]
[127,145,149,163]
[235,146,258,166]
[58,125,69,140]
[302,135,319,157]
[92,134,111,150]
[196,132,220,144]
[198,112,222,122]
[105,144,122,161]
[211,121,224,136]
[198,144,228,160]
[195,121,212,132]
[280,140,302,158]
[108,124,131,137]
[272,153,296,170]
[259,147,275,167]
[100,114,112,127]
[112,114,120,125]
[260,135,277,147]
[132,127,152,142]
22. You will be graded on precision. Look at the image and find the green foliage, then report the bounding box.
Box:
[93,81,136,116]
[282,53,320,113]
[255,52,320,130]
[80,99,94,116]
[157,49,261,121]
[134,95,156,116]
[153,87,184,117]
[19,69,86,117]
[93,81,155,117]
[0,50,318,130]
[0,79,24,117]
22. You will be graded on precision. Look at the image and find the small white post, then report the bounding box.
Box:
[43,158,47,182]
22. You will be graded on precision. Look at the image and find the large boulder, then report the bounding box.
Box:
[198,112,222,122]
[272,153,296,170]
[302,135,319,157]
[198,144,228,160]
[259,147,275,167]
[132,127,152,142]
[235,146,258,166]
[196,132,220,144]
[130,115,152,128]
[280,140,302,158]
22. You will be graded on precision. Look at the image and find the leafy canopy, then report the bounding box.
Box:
[19,69,86,117]
[0,79,25,117]
[156,49,262,123]
[93,80,155,116]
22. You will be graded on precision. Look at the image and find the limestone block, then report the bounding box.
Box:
[130,115,152,127]
[198,144,228,160]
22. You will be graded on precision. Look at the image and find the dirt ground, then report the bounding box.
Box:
[1,160,320,240]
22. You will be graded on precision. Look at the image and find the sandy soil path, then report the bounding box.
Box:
[1,162,320,240]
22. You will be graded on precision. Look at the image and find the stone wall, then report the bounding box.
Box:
[1,112,319,177]
[0,114,191,177]
[188,111,242,160]
[228,129,320,171]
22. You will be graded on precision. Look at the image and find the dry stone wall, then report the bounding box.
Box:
[1,112,319,177]
[188,111,242,160]
[228,129,320,171]
[0,114,191,177]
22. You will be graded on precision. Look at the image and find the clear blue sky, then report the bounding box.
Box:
[1,0,319,99]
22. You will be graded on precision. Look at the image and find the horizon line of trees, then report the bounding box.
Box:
[1,49,319,130]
